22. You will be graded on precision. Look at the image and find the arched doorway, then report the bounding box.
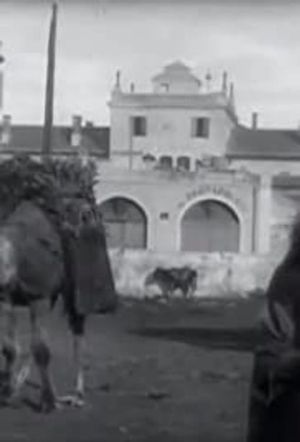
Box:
[98,197,147,249]
[181,200,240,252]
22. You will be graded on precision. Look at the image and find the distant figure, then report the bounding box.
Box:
[247,216,300,442]
[145,266,197,298]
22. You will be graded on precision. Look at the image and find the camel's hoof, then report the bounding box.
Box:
[0,373,12,398]
[0,384,12,401]
[3,393,22,409]
[58,393,85,408]
[0,383,21,408]
[39,399,58,413]
[39,402,55,413]
[39,391,57,413]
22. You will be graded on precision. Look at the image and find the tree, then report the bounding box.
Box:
[0,154,98,224]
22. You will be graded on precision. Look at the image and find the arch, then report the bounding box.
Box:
[98,196,148,249]
[179,197,241,252]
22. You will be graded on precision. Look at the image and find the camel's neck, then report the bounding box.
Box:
[0,234,16,289]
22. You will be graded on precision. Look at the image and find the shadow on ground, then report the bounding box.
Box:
[134,326,262,352]
[0,295,263,442]
[126,295,265,353]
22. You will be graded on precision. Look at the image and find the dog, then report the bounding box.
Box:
[144,266,197,298]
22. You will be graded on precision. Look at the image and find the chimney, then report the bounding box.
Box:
[85,120,94,128]
[0,42,5,113]
[222,71,228,95]
[229,82,235,108]
[112,69,122,94]
[71,114,82,147]
[252,112,258,130]
[0,41,4,64]
[1,114,11,144]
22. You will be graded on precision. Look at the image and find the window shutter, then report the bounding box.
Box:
[191,118,196,137]
[203,118,210,137]
[142,117,147,136]
[129,116,134,136]
[135,117,140,135]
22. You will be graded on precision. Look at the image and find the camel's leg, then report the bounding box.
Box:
[187,277,197,298]
[59,311,86,408]
[159,282,170,300]
[72,331,86,406]
[1,302,33,406]
[1,301,20,399]
[29,300,57,412]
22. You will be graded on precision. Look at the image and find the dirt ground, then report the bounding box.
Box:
[0,295,264,442]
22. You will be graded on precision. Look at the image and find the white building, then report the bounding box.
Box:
[1,60,300,262]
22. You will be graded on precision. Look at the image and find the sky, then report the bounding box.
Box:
[1,0,300,128]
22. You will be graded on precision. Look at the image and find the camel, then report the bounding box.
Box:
[0,198,116,412]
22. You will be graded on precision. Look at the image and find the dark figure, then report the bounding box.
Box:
[59,200,117,406]
[247,217,300,442]
[145,266,197,298]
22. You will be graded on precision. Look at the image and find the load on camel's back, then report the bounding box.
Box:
[145,266,197,298]
[0,155,117,412]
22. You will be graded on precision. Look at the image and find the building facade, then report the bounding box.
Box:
[1,59,300,261]
[96,61,299,257]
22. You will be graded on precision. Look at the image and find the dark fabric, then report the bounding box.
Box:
[61,219,117,316]
[1,201,63,301]
[65,295,86,336]
[247,250,300,442]
[247,348,300,442]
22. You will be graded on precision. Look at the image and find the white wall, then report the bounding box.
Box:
[109,249,279,298]
[95,168,256,254]
[110,100,235,161]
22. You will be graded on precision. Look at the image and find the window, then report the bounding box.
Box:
[98,197,147,249]
[161,83,169,92]
[177,156,190,171]
[132,116,147,136]
[160,212,169,220]
[191,117,210,138]
[159,156,173,169]
[143,154,156,163]
[195,159,204,170]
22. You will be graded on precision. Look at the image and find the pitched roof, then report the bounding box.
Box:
[0,125,110,158]
[227,126,300,160]
[272,174,300,189]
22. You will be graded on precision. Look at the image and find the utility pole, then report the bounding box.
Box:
[42,3,57,158]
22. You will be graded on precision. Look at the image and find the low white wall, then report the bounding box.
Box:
[109,249,280,298]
